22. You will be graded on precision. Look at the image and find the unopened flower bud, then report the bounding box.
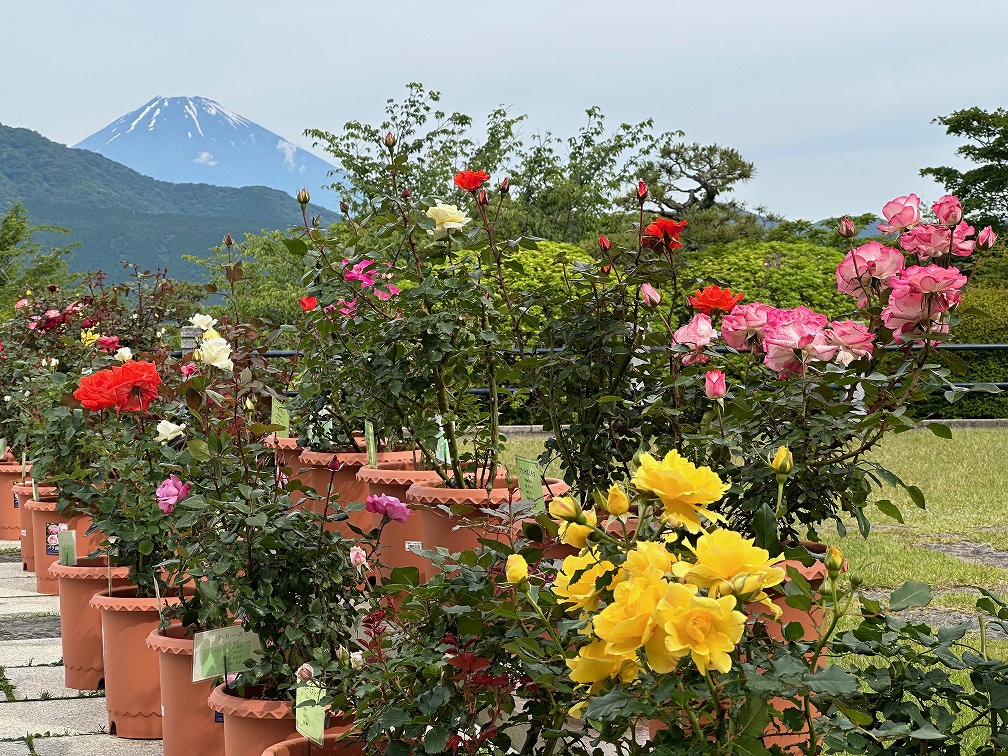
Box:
[548,496,582,523]
[477,189,489,207]
[401,187,411,200]
[825,545,843,580]
[384,132,396,149]
[499,177,510,195]
[327,455,343,471]
[349,545,367,571]
[837,217,857,238]
[711,579,734,599]
[505,553,528,584]
[297,188,310,206]
[598,234,612,253]
[979,226,998,250]
[339,200,350,215]
[604,484,629,516]
[636,180,648,203]
[850,572,863,590]
[224,233,234,247]
[770,446,793,474]
[295,663,314,682]
[639,283,661,307]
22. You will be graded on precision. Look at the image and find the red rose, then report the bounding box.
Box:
[74,369,119,411]
[109,360,162,412]
[453,170,491,192]
[299,296,318,312]
[688,285,744,316]
[642,217,688,249]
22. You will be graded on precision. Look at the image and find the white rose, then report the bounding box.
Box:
[199,336,234,371]
[426,203,470,239]
[114,347,132,362]
[189,313,218,331]
[154,420,187,443]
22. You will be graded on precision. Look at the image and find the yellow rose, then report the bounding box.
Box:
[593,572,667,656]
[686,529,785,592]
[604,484,629,516]
[553,552,614,613]
[617,540,676,583]
[567,639,639,688]
[80,329,98,347]
[505,554,528,584]
[559,507,597,549]
[770,445,793,474]
[426,203,471,238]
[652,583,746,675]
[548,496,583,522]
[632,451,727,533]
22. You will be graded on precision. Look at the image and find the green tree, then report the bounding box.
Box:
[921,106,1008,231]
[0,202,74,317]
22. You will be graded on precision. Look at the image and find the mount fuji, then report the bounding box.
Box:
[75,96,341,210]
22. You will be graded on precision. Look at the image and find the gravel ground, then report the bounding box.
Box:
[0,615,62,641]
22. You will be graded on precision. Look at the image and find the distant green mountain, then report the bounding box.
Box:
[0,123,335,281]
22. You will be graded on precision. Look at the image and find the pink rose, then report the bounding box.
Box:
[899,224,950,259]
[639,283,662,307]
[349,546,368,571]
[156,474,191,514]
[96,335,121,354]
[881,288,952,342]
[720,302,773,351]
[878,194,921,234]
[979,226,997,250]
[835,241,905,307]
[365,493,410,523]
[179,363,197,378]
[932,195,963,227]
[704,370,727,400]
[951,221,976,257]
[14,298,28,309]
[337,298,357,318]
[48,535,59,547]
[344,260,376,288]
[373,284,400,302]
[827,320,874,366]
[672,314,716,365]
[762,307,835,376]
[890,265,967,298]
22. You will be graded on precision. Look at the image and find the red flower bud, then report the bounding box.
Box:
[297,188,311,206]
[598,234,612,253]
[499,177,510,195]
[299,296,318,312]
[477,189,489,207]
[327,456,344,471]
[837,218,857,238]
[339,200,350,215]
[636,180,648,202]
[979,226,998,250]
[223,233,234,247]
[401,187,411,200]
[81,318,93,329]
[384,132,396,149]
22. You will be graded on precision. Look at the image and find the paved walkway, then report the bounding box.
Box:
[0,541,162,756]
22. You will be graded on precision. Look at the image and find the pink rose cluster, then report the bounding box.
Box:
[340,258,401,309]
[156,474,191,514]
[365,493,410,523]
[25,301,86,333]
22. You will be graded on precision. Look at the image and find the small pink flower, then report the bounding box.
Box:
[156,475,191,514]
[932,195,963,227]
[349,546,368,571]
[951,221,976,257]
[704,370,726,400]
[373,284,400,301]
[14,298,28,309]
[365,493,410,523]
[295,663,314,682]
[337,298,357,318]
[225,672,240,686]
[878,194,921,234]
[672,314,716,365]
[639,283,662,307]
[96,335,121,354]
[180,363,197,378]
[344,260,376,288]
[979,226,998,250]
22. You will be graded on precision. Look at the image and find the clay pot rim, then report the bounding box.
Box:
[90,587,180,612]
[145,622,196,656]
[355,467,443,485]
[24,498,59,512]
[0,461,25,472]
[208,683,293,720]
[265,434,302,452]
[405,478,568,506]
[299,449,418,468]
[263,733,359,755]
[48,559,127,580]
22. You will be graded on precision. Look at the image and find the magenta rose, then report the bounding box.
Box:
[878,193,921,234]
[156,474,191,514]
[827,320,874,366]
[672,314,716,365]
[365,493,410,523]
[932,195,963,227]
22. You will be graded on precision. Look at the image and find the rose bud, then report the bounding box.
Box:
[979,226,998,250]
[636,180,648,202]
[384,131,396,149]
[401,187,411,200]
[224,233,234,247]
[339,200,349,215]
[639,283,661,307]
[598,234,612,253]
[770,446,793,474]
[837,218,857,238]
[704,369,727,400]
[478,189,489,207]
[297,188,310,206]
[499,177,510,195]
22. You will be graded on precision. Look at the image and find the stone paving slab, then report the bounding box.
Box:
[0,562,29,576]
[0,582,51,599]
[32,735,163,756]
[0,596,60,616]
[0,638,63,667]
[0,697,107,738]
[5,666,85,700]
[0,741,31,756]
[0,540,19,550]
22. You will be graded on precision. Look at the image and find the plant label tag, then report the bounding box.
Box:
[364,420,377,468]
[405,540,423,555]
[153,573,166,628]
[21,451,27,480]
[45,522,67,556]
[12,493,17,509]
[295,683,326,746]
[214,711,224,724]
[270,397,290,439]
[514,456,544,505]
[192,627,260,682]
[31,479,39,502]
[57,529,77,566]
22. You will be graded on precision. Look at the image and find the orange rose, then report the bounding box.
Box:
[642,217,688,249]
[109,360,161,412]
[74,368,118,411]
[688,285,744,316]
[453,170,490,192]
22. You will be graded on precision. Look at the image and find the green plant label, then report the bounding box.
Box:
[270,397,290,439]
[364,420,377,468]
[192,627,260,683]
[57,529,76,566]
[514,456,544,505]
[21,451,27,480]
[31,479,38,502]
[295,683,326,746]
[153,573,165,628]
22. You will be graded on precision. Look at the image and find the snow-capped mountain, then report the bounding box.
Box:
[75,96,341,210]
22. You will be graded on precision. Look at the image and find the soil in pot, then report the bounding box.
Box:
[49,558,131,690]
[208,684,352,756]
[91,587,182,739]
[27,498,101,595]
[146,623,224,756]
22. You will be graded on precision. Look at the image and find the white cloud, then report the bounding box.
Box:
[276,139,296,170]
[193,151,217,167]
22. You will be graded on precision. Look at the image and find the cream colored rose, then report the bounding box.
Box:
[154,420,187,443]
[114,347,132,362]
[198,336,234,371]
[426,203,470,238]
[189,313,218,331]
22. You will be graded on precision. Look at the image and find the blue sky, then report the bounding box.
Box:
[2,0,1006,220]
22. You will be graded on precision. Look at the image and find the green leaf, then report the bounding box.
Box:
[807,665,859,695]
[731,735,773,756]
[909,723,947,740]
[927,422,952,439]
[753,502,780,556]
[423,725,451,753]
[783,621,806,642]
[905,485,926,509]
[889,581,932,611]
[874,499,904,523]
[834,702,874,727]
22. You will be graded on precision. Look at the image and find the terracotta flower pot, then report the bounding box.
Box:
[27,498,101,595]
[405,478,568,581]
[267,434,308,509]
[15,481,52,573]
[208,684,352,756]
[91,587,181,739]
[49,558,131,690]
[0,460,24,540]
[298,448,416,537]
[263,734,363,756]
[146,623,225,756]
